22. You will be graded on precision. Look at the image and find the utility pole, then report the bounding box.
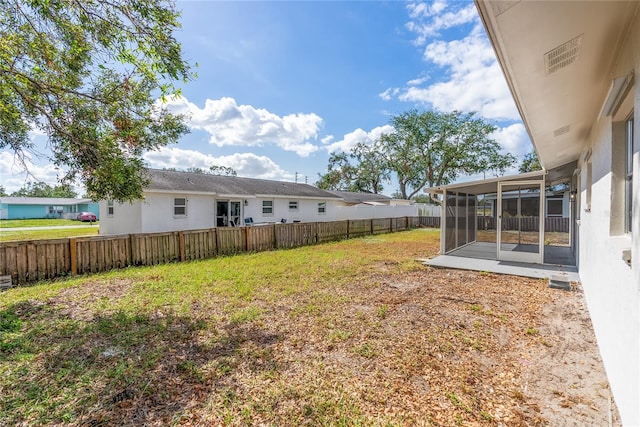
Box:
[295,172,299,183]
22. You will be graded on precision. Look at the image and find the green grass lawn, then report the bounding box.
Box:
[0,228,565,425]
[0,218,98,228]
[0,227,100,242]
[0,218,100,242]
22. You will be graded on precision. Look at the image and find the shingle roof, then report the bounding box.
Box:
[0,197,94,205]
[326,190,391,204]
[146,169,342,199]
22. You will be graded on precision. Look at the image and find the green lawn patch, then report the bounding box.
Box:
[0,219,95,228]
[0,227,99,242]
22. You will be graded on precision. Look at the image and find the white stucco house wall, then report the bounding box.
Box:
[99,169,343,234]
[473,2,639,424]
[98,169,422,235]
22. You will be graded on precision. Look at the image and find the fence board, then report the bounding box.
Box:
[476,216,569,233]
[247,225,276,252]
[348,219,369,238]
[27,243,37,282]
[317,221,348,243]
[217,228,245,255]
[183,228,218,260]
[372,218,391,235]
[420,216,440,227]
[276,223,316,249]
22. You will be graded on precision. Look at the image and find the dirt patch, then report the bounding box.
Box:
[48,278,134,321]
[522,283,619,425]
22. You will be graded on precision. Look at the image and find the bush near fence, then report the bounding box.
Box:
[1,217,421,285]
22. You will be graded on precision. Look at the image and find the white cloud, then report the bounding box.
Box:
[161,96,322,157]
[381,2,521,122]
[491,123,532,158]
[325,125,394,153]
[405,1,478,44]
[0,150,69,193]
[407,75,429,86]
[144,147,291,180]
[378,88,399,101]
[321,135,335,145]
[398,26,519,120]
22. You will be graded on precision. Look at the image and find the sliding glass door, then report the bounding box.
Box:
[497,181,544,263]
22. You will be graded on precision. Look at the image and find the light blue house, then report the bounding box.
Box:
[0,197,99,220]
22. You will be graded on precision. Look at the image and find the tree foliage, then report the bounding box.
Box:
[316,144,389,194]
[209,165,237,176]
[519,151,542,173]
[1,0,194,202]
[379,110,515,199]
[10,182,77,198]
[166,166,237,176]
[318,110,516,200]
[0,185,7,197]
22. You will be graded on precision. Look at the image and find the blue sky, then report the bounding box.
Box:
[0,0,532,196]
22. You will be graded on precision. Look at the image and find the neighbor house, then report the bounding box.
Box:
[98,169,421,235]
[98,169,342,234]
[427,2,638,424]
[0,197,99,220]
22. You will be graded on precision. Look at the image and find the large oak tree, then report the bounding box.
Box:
[317,110,516,200]
[379,110,516,200]
[316,143,390,194]
[1,0,194,201]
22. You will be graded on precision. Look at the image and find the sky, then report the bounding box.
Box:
[0,0,532,196]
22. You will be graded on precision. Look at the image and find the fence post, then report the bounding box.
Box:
[273,223,278,248]
[69,238,77,276]
[178,231,185,261]
[245,226,251,252]
[129,234,136,266]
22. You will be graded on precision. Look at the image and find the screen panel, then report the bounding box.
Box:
[445,192,457,253]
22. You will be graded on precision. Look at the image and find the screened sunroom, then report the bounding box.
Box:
[424,164,577,271]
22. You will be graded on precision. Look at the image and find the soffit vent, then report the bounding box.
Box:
[545,34,583,75]
[553,125,570,137]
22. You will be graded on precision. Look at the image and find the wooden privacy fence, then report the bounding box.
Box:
[477,216,570,233]
[1,217,421,285]
[421,216,569,233]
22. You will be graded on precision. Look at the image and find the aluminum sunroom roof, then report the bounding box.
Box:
[424,161,576,196]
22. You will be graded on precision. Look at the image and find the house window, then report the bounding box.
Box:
[289,201,298,211]
[174,198,187,216]
[48,206,63,214]
[625,113,634,233]
[547,198,563,217]
[107,200,114,216]
[318,202,326,214]
[262,200,273,216]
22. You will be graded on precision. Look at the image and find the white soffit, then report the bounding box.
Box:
[477,1,638,170]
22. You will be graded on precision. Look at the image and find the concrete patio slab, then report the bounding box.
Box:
[423,254,580,282]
